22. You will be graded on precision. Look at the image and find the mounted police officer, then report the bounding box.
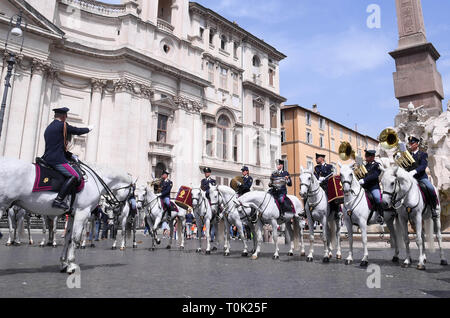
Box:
[314,154,341,220]
[42,107,92,211]
[406,136,438,219]
[158,170,173,222]
[358,150,384,224]
[237,166,253,196]
[201,167,216,202]
[269,160,292,217]
[314,153,333,191]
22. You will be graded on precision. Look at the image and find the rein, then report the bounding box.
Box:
[383,177,419,212]
[78,160,133,210]
[301,172,324,211]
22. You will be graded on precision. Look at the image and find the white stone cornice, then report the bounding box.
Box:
[173,96,205,114]
[91,78,107,92]
[31,58,52,75]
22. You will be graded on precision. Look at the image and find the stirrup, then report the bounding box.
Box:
[53,200,69,211]
[377,215,384,225]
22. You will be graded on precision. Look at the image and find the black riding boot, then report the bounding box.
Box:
[53,176,78,211]
[376,205,384,225]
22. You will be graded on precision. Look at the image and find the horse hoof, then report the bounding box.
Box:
[156,240,161,245]
[111,247,117,250]
[360,261,369,267]
[196,249,201,254]
[60,265,68,273]
[241,252,248,257]
[212,247,218,252]
[272,255,280,260]
[80,246,86,250]
[53,244,57,248]
[401,263,410,268]
[322,257,330,263]
[345,260,352,265]
[133,245,137,249]
[39,244,44,248]
[90,244,95,248]
[166,245,171,250]
[180,246,185,250]
[287,252,294,257]
[441,260,448,266]
[392,256,399,263]
[306,257,313,262]
[251,255,258,260]
[206,250,211,255]
[336,254,342,260]
[224,252,230,257]
[120,247,125,251]
[417,264,426,271]
[29,241,34,245]
[46,242,52,247]
[301,252,306,257]
[423,259,427,264]
[149,248,155,252]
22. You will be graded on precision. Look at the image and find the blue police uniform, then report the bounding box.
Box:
[41,107,90,210]
[270,169,292,214]
[362,161,382,205]
[201,177,217,199]
[238,175,253,196]
[160,178,173,209]
[314,163,333,190]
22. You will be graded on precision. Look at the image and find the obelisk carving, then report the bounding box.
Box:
[391,0,444,124]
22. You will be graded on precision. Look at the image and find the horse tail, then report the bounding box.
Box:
[424,217,435,253]
[293,219,300,251]
[328,217,337,250]
[126,221,132,239]
[177,217,183,246]
[218,217,225,245]
[393,215,405,249]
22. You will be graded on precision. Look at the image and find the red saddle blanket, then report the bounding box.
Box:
[274,195,296,214]
[161,199,179,213]
[32,164,84,193]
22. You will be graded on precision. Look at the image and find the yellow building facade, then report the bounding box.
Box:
[281,104,379,198]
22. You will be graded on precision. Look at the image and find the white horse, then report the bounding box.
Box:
[39,215,59,247]
[191,188,221,254]
[111,200,140,251]
[209,185,257,257]
[236,190,303,260]
[299,167,341,263]
[0,157,134,273]
[338,163,395,266]
[136,185,186,251]
[5,205,33,246]
[380,166,447,270]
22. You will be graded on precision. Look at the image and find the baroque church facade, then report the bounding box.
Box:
[0,0,286,191]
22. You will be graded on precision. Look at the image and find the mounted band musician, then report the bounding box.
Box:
[405,136,439,219]
[41,107,92,211]
[314,153,341,220]
[236,166,253,197]
[268,159,293,217]
[158,170,175,223]
[201,167,216,203]
[358,150,384,224]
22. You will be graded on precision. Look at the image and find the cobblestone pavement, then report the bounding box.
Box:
[0,232,449,298]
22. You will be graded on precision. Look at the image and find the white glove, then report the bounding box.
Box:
[319,177,325,182]
[359,179,365,185]
[409,170,417,177]
[87,125,94,132]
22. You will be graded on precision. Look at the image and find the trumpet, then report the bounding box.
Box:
[378,128,415,169]
[338,141,368,180]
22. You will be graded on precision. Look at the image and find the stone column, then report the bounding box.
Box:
[20,59,48,162]
[85,78,106,163]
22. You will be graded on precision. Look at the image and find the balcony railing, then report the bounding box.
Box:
[157,18,175,33]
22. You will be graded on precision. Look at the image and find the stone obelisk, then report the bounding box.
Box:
[390,0,444,125]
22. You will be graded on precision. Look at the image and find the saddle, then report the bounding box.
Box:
[160,199,179,213]
[32,157,85,194]
[270,191,295,216]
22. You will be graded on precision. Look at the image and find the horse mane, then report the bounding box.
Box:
[217,185,235,196]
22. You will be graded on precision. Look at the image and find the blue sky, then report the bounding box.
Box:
[102,0,450,139]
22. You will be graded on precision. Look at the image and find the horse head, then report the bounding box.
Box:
[340,164,356,195]
[299,167,315,198]
[380,166,399,209]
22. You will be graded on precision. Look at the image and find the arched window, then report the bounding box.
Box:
[155,162,166,178]
[220,35,227,50]
[217,115,230,160]
[252,55,261,67]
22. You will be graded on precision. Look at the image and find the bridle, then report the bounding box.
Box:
[382,176,417,211]
[211,187,237,219]
[300,172,324,211]
[137,188,160,217]
[191,189,209,217]
[341,172,365,213]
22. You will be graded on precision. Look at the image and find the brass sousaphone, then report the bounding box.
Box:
[338,141,368,180]
[378,128,415,169]
[230,176,243,192]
